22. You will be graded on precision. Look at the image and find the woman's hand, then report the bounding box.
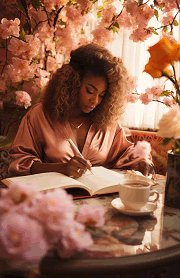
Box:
[64,155,92,178]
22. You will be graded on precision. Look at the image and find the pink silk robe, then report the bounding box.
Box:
[8,103,151,177]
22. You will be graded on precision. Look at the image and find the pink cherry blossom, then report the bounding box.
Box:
[139,92,154,105]
[76,204,105,227]
[22,34,41,60]
[37,22,56,45]
[0,18,20,39]
[1,181,39,205]
[145,85,163,100]
[161,13,174,25]
[133,141,151,160]
[116,9,134,30]
[0,198,14,216]
[130,27,152,42]
[57,221,93,258]
[99,4,118,28]
[127,93,139,103]
[92,27,115,47]
[15,91,31,109]
[47,56,59,73]
[163,97,173,106]
[0,213,47,263]
[8,37,29,56]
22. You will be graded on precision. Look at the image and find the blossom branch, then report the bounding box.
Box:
[53,6,64,28]
[20,0,32,34]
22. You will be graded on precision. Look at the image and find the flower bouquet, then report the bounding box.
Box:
[142,37,180,208]
[0,182,105,273]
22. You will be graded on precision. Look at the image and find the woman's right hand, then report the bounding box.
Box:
[63,155,92,178]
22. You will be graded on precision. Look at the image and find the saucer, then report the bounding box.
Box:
[111,198,157,216]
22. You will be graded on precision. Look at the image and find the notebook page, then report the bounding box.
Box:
[76,166,125,195]
[3,172,93,194]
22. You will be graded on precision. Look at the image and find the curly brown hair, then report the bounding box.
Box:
[42,43,134,130]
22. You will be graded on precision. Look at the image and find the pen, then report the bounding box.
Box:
[67,138,93,174]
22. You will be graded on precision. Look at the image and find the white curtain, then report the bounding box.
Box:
[94,1,180,130]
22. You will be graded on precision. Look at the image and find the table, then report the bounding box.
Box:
[40,174,180,278]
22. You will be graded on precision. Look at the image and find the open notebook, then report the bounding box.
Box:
[1,166,153,198]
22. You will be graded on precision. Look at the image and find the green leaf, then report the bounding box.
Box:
[152,30,159,35]
[0,61,2,64]
[97,11,102,18]
[17,84,23,91]
[23,23,30,31]
[113,21,120,29]
[161,138,173,146]
[159,90,172,97]
[81,29,85,34]
[138,0,143,4]
[173,20,179,26]
[97,6,104,11]
[154,9,159,20]
[7,86,17,93]
[32,0,44,9]
[17,3,24,13]
[59,19,67,27]
[24,77,35,84]
[163,26,167,33]
[103,0,109,6]
[112,26,118,34]
[19,29,26,41]
[1,42,6,48]
[92,0,98,3]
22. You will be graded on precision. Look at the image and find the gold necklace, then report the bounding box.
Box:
[69,118,84,129]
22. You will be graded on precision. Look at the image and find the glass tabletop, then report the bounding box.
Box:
[72,174,180,259]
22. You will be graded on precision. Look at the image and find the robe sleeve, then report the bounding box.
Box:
[8,107,43,177]
[104,124,153,170]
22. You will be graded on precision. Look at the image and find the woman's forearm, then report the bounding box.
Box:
[31,161,68,176]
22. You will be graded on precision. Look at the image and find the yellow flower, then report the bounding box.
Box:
[147,38,174,70]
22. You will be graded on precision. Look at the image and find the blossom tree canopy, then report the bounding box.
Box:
[0,0,180,136]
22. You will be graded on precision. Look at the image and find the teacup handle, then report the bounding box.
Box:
[148,190,159,203]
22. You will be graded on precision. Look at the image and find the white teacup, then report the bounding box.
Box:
[119,179,159,211]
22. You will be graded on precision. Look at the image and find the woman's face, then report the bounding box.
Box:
[78,73,108,113]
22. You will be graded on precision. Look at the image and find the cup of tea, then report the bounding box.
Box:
[119,179,159,211]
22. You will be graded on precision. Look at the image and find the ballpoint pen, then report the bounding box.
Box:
[67,138,93,174]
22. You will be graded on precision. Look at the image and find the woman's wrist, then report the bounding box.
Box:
[31,161,68,176]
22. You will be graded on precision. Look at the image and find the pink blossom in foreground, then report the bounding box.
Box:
[57,221,93,258]
[116,9,134,30]
[133,141,151,160]
[76,204,105,227]
[163,97,173,106]
[1,181,39,205]
[0,213,47,262]
[0,18,20,39]
[0,198,14,216]
[15,91,31,109]
[22,34,41,60]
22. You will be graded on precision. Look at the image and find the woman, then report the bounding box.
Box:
[8,43,154,178]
